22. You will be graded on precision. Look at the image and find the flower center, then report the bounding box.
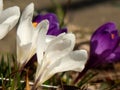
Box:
[32,22,38,27]
[111,33,115,39]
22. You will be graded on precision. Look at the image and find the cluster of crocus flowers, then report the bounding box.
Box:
[17,3,68,68]
[0,0,20,39]
[16,3,88,89]
[74,22,120,83]
[17,3,50,68]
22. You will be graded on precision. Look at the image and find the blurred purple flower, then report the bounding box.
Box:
[33,13,67,36]
[74,22,120,83]
[87,22,120,68]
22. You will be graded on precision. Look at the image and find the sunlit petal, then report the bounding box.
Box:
[2,15,20,30]
[36,20,49,64]
[40,50,88,84]
[20,3,34,22]
[0,6,20,24]
[17,17,34,46]
[17,40,32,66]
[45,33,75,63]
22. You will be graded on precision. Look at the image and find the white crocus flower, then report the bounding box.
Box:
[35,28,88,87]
[0,0,20,39]
[17,3,49,68]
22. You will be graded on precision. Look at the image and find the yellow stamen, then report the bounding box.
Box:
[111,34,115,39]
[32,22,38,27]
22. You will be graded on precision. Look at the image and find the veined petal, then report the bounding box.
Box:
[0,0,3,14]
[0,24,9,39]
[39,50,88,84]
[45,33,75,64]
[36,20,49,64]
[0,6,20,24]
[20,3,34,22]
[17,17,34,46]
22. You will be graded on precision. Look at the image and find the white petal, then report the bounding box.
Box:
[36,20,49,64]
[20,3,34,22]
[46,35,56,43]
[36,33,75,84]
[0,24,9,39]
[0,6,20,25]
[45,33,75,64]
[40,50,88,84]
[17,17,34,46]
[17,37,32,67]
[2,15,20,30]
[0,0,3,14]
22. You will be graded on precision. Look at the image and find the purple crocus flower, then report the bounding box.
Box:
[74,22,120,83]
[33,13,67,36]
[87,22,120,67]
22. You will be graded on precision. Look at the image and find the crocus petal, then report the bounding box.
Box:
[39,50,88,84]
[20,3,34,22]
[45,33,75,63]
[36,20,49,64]
[47,27,67,36]
[2,15,20,30]
[106,46,120,62]
[0,24,9,39]
[0,6,20,25]
[0,6,20,39]
[91,22,119,55]
[17,17,34,46]
[34,20,49,82]
[0,0,3,13]
[45,35,56,43]
[17,3,35,45]
[17,39,32,66]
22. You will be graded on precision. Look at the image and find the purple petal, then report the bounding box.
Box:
[33,13,58,24]
[47,27,67,36]
[85,49,112,69]
[90,22,119,55]
[106,45,120,62]
[33,13,59,30]
[33,13,67,36]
